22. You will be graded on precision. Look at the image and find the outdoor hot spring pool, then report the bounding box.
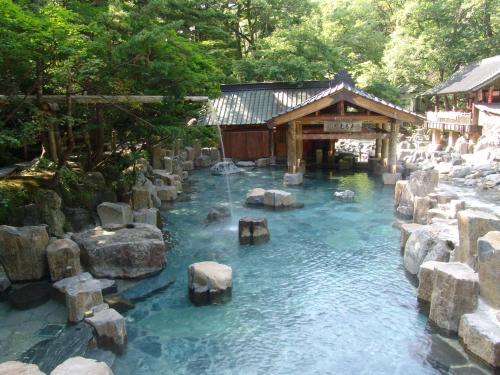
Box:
[111,168,490,374]
[0,168,492,374]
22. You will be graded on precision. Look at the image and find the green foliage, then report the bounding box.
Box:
[0,185,29,224]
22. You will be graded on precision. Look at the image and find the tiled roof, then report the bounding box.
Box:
[426,55,500,95]
[200,81,330,126]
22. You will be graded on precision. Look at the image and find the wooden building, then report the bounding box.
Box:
[203,71,423,172]
[423,54,500,148]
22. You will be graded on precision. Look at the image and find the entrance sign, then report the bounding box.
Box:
[323,121,362,132]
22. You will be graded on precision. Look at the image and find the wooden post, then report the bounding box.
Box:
[452,94,457,111]
[388,121,399,173]
[270,128,275,158]
[435,95,440,112]
[488,86,494,104]
[432,129,442,147]
[296,122,303,165]
[448,131,459,148]
[381,123,389,166]
[287,121,297,173]
[328,140,335,163]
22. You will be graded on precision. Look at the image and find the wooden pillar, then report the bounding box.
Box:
[270,128,275,157]
[381,123,390,166]
[435,95,440,112]
[287,121,297,173]
[452,94,458,111]
[296,122,303,164]
[328,140,335,163]
[388,121,399,173]
[432,128,442,146]
[448,131,459,148]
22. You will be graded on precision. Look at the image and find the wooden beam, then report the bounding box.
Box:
[300,114,390,124]
[287,121,297,172]
[270,94,346,125]
[299,132,390,140]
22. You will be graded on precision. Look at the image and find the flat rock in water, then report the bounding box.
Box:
[19,323,94,373]
[8,281,51,310]
[84,348,116,369]
[426,334,468,372]
[120,270,175,302]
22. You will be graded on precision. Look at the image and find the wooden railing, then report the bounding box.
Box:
[425,111,474,132]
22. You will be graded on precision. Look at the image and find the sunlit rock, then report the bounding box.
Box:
[46,238,81,281]
[97,203,133,226]
[188,261,232,306]
[239,217,270,245]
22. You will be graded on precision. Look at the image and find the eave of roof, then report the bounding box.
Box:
[425,55,500,96]
[268,82,424,125]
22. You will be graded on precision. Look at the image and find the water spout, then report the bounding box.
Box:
[207,100,234,218]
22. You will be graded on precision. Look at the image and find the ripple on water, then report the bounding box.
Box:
[112,169,492,375]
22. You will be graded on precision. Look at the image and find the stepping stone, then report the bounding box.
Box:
[0,361,44,375]
[51,356,113,375]
[65,278,103,322]
[85,308,127,354]
[9,281,51,310]
[239,217,270,245]
[188,261,232,306]
[46,238,81,281]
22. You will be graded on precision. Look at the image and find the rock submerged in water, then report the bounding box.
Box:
[206,205,231,223]
[333,190,355,201]
[239,217,270,245]
[210,161,242,175]
[85,308,127,354]
[72,224,166,279]
[245,188,266,205]
[51,356,114,375]
[263,189,294,208]
[188,261,232,306]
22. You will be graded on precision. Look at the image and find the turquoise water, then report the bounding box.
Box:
[113,168,486,375]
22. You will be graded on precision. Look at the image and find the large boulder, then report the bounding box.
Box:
[245,188,266,205]
[239,217,270,245]
[85,307,127,354]
[151,146,167,170]
[188,261,232,306]
[394,180,414,219]
[409,169,439,197]
[63,207,94,233]
[400,223,424,253]
[46,239,81,281]
[459,302,500,368]
[72,224,166,279]
[413,196,437,224]
[456,209,500,270]
[194,155,211,168]
[133,208,162,229]
[417,261,447,303]
[34,189,65,237]
[65,278,103,322]
[50,357,113,375]
[155,186,178,202]
[152,170,182,193]
[477,231,500,308]
[182,160,194,171]
[429,262,479,333]
[8,281,51,310]
[131,176,161,210]
[97,203,133,226]
[0,361,45,375]
[403,225,455,275]
[0,225,49,281]
[263,190,294,208]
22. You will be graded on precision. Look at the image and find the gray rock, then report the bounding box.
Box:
[155,186,178,202]
[459,302,500,368]
[255,158,270,167]
[239,217,270,245]
[182,160,194,171]
[34,189,66,237]
[0,361,45,375]
[429,262,479,332]
[97,203,133,226]
[263,190,294,208]
[246,188,266,205]
[403,225,455,275]
[477,231,500,308]
[188,261,232,306]
[133,208,162,229]
[19,323,94,373]
[9,281,51,310]
[207,205,231,223]
[194,155,212,168]
[449,165,472,178]
[456,209,500,270]
[409,170,439,197]
[400,223,424,253]
[46,239,81,281]
[119,269,175,302]
[65,278,103,322]
[0,225,49,281]
[413,196,437,224]
[63,207,94,233]
[417,261,447,303]
[236,161,255,168]
[51,356,113,375]
[85,308,127,354]
[72,224,166,279]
